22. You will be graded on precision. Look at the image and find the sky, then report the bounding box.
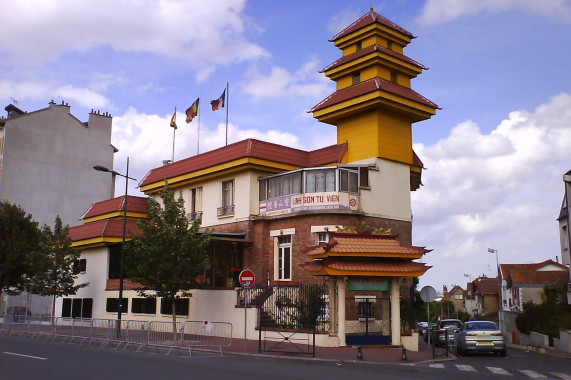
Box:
[1,0,571,292]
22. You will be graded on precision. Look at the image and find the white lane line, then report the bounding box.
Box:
[518,370,547,378]
[456,364,477,372]
[429,363,444,368]
[487,367,512,375]
[550,373,571,380]
[3,352,47,360]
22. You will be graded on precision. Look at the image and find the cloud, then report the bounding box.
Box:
[413,93,571,286]
[0,80,111,109]
[417,0,571,25]
[0,0,269,80]
[242,57,333,100]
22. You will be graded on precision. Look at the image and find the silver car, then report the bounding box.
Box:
[456,321,506,357]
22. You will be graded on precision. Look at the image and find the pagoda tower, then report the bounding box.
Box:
[311,7,439,190]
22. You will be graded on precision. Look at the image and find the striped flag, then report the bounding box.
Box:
[186,98,199,123]
[210,90,225,111]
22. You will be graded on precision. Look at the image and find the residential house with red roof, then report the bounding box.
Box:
[439,285,466,318]
[499,260,568,312]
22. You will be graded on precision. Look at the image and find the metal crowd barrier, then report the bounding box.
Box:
[0,315,232,356]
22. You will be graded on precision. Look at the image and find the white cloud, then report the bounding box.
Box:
[242,57,333,100]
[417,0,571,25]
[0,80,111,109]
[0,0,269,80]
[414,93,571,287]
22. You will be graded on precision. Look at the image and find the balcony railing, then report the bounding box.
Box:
[186,211,202,221]
[217,205,234,217]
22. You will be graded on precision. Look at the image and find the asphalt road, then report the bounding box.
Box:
[1,334,569,380]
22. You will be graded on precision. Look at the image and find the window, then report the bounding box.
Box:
[160,298,189,316]
[317,232,329,245]
[277,235,292,280]
[305,169,335,193]
[108,244,128,279]
[359,167,369,188]
[218,180,234,217]
[131,298,157,314]
[352,72,360,85]
[62,298,93,318]
[106,298,128,313]
[386,40,392,50]
[390,70,397,83]
[454,294,463,300]
[339,169,358,193]
[356,41,362,50]
[188,187,202,221]
[267,172,302,199]
[73,258,86,273]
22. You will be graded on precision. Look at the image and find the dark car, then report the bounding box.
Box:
[456,320,506,356]
[433,319,462,347]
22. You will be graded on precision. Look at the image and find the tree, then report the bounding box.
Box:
[25,216,88,316]
[0,202,42,293]
[125,181,211,339]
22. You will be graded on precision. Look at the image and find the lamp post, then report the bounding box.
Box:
[94,157,137,337]
[488,248,502,331]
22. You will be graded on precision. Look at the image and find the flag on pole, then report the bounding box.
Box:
[170,110,177,129]
[210,90,225,111]
[186,98,200,123]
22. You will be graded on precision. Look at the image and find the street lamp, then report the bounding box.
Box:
[488,248,502,331]
[94,157,137,337]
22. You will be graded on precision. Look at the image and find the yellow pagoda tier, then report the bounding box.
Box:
[310,7,439,176]
[301,232,432,278]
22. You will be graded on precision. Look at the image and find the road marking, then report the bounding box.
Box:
[550,373,571,380]
[429,363,444,368]
[487,367,512,375]
[456,364,477,372]
[3,352,47,360]
[518,370,547,378]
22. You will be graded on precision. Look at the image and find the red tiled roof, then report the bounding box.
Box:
[139,139,347,188]
[303,258,430,275]
[321,44,425,73]
[330,10,413,41]
[440,285,464,303]
[305,232,431,258]
[310,77,439,113]
[500,260,567,279]
[68,219,142,242]
[473,277,499,295]
[81,196,149,220]
[510,270,568,286]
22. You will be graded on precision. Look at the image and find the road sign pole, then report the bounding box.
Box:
[244,287,247,349]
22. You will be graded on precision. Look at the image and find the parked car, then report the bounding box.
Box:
[432,319,462,347]
[423,323,438,342]
[418,321,428,336]
[455,320,506,357]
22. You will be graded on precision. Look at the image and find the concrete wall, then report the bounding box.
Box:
[554,329,571,353]
[0,102,114,227]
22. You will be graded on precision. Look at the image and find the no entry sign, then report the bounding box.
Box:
[239,269,255,288]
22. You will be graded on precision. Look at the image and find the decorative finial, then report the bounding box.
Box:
[370,5,374,11]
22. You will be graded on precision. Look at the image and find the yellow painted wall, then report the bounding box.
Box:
[337,111,379,162]
[377,112,413,164]
[337,75,353,90]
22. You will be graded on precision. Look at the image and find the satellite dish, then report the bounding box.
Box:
[420,285,437,302]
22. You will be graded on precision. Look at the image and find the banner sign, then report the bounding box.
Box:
[260,192,358,216]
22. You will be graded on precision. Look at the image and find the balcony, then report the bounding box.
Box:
[259,191,359,217]
[217,205,235,217]
[186,211,202,221]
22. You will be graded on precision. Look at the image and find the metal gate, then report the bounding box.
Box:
[345,296,391,345]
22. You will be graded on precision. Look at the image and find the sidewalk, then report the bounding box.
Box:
[223,336,450,364]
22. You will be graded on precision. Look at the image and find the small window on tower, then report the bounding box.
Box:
[356,41,362,50]
[390,71,397,83]
[352,72,360,85]
[386,40,392,50]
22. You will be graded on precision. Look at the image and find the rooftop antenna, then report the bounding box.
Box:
[10,97,18,104]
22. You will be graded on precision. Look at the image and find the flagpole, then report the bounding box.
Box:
[197,96,201,155]
[172,107,176,163]
[225,82,229,146]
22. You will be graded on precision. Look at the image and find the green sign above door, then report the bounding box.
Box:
[347,277,389,291]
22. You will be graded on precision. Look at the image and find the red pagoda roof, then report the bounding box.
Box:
[139,139,347,188]
[310,77,439,113]
[305,232,431,258]
[81,196,149,220]
[330,9,414,41]
[68,219,142,242]
[321,44,426,73]
[302,258,430,277]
